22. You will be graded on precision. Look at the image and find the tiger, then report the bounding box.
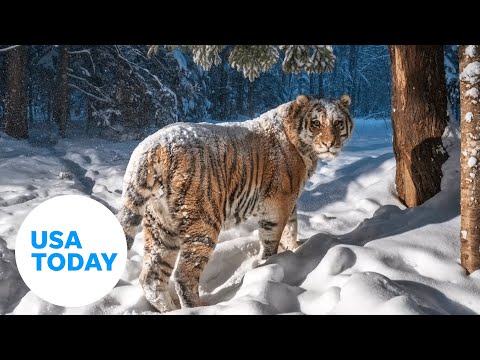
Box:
[117,94,354,313]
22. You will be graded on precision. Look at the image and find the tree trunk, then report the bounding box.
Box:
[348,46,359,115]
[317,74,324,98]
[348,46,357,91]
[459,45,480,274]
[309,73,315,95]
[53,45,70,137]
[4,46,28,139]
[28,78,34,123]
[389,45,449,207]
[247,80,255,118]
[219,62,228,119]
[288,73,293,98]
[86,97,95,131]
[48,89,53,122]
[236,72,244,116]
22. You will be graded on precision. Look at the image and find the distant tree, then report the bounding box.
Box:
[53,45,70,137]
[347,45,358,108]
[389,45,449,207]
[247,80,255,117]
[459,45,480,273]
[67,45,207,131]
[4,46,28,139]
[445,45,460,122]
[0,45,393,136]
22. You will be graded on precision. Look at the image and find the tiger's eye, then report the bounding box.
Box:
[312,120,320,128]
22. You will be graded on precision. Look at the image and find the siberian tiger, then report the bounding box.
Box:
[118,94,354,312]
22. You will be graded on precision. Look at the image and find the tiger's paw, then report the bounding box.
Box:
[254,258,268,267]
[278,241,301,253]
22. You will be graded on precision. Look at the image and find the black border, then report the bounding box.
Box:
[0,8,473,44]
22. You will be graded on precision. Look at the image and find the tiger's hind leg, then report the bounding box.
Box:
[173,234,217,308]
[140,208,181,313]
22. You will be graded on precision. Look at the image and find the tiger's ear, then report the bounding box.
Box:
[287,94,312,123]
[339,94,351,108]
[296,94,311,107]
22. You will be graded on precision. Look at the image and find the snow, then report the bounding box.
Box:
[468,157,477,168]
[465,112,474,122]
[172,48,188,72]
[466,87,479,99]
[465,45,477,58]
[460,61,480,85]
[2,118,480,315]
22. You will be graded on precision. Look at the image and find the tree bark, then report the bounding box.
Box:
[389,45,449,207]
[236,72,244,116]
[247,80,255,118]
[317,74,324,98]
[348,45,358,100]
[309,73,315,95]
[459,45,480,274]
[53,45,70,137]
[4,46,28,139]
[219,62,228,119]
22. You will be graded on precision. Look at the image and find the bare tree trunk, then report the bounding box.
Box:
[53,45,70,137]
[236,72,244,116]
[389,45,449,207]
[28,79,34,123]
[86,97,94,131]
[348,46,358,92]
[4,46,28,139]
[247,80,255,118]
[459,45,480,273]
[309,73,315,95]
[317,74,324,98]
[48,89,53,122]
[288,73,293,98]
[219,63,228,119]
[348,46,359,115]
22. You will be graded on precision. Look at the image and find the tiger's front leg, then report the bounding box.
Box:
[258,198,296,260]
[279,205,301,252]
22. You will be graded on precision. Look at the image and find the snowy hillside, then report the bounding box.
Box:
[2,119,480,315]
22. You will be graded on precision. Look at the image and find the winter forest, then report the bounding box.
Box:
[1,45,480,315]
[0,45,396,140]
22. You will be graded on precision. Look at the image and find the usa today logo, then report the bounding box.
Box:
[15,195,127,307]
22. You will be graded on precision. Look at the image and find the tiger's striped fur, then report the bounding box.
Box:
[118,94,354,312]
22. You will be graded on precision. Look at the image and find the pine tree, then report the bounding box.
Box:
[459,45,480,273]
[149,45,335,81]
[229,45,279,81]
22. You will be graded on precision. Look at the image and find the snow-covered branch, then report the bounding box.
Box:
[68,49,91,55]
[69,48,96,74]
[114,45,178,119]
[68,73,110,100]
[68,83,110,103]
[0,45,21,52]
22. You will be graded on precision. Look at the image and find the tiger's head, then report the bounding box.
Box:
[284,94,354,161]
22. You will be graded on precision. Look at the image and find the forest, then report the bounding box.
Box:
[0,45,397,141]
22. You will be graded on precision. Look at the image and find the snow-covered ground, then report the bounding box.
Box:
[2,119,480,315]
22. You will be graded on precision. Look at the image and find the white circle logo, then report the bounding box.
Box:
[15,195,127,307]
